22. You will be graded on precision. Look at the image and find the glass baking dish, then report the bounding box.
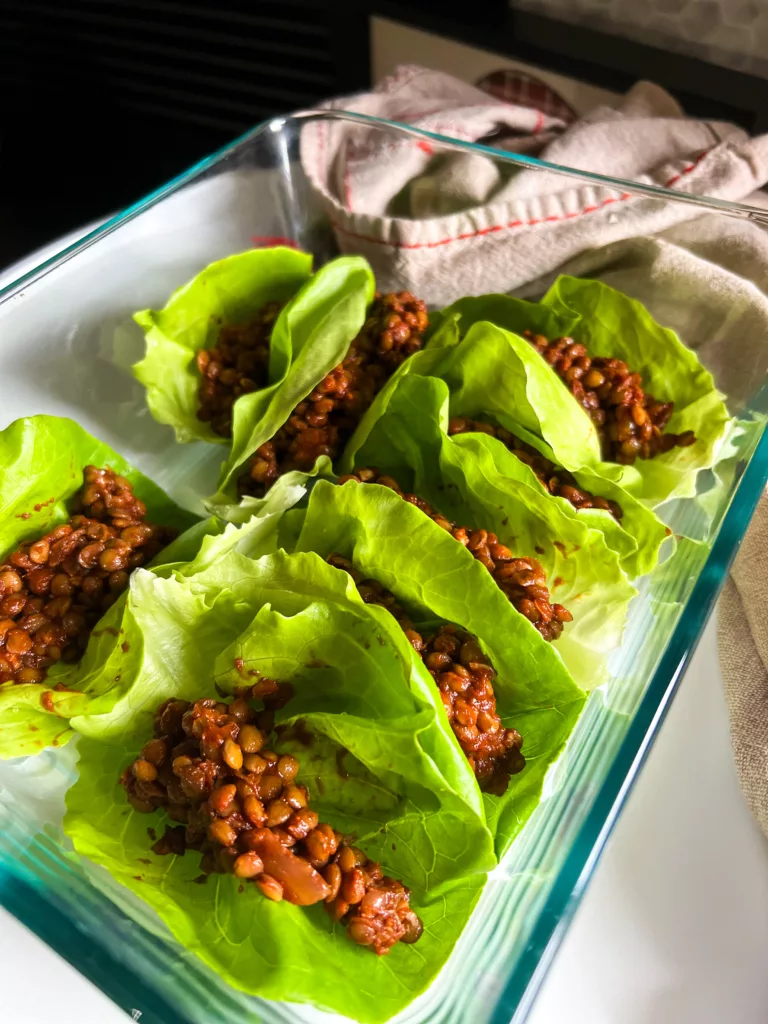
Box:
[0,111,767,1024]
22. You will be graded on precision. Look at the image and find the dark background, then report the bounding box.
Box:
[2,0,767,271]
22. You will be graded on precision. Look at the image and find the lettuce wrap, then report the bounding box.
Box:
[48,471,584,855]
[277,479,586,850]
[0,415,200,757]
[424,276,730,506]
[133,250,376,499]
[0,467,309,759]
[331,385,636,687]
[12,448,584,1018]
[344,356,667,579]
[64,548,495,1023]
[134,247,311,444]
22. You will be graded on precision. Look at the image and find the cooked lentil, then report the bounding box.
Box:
[327,555,525,791]
[123,695,422,955]
[523,330,696,464]
[239,292,428,497]
[0,467,175,685]
[195,301,282,438]
[336,470,572,642]
[448,416,622,519]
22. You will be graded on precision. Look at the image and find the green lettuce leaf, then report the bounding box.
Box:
[0,684,88,756]
[0,415,198,549]
[344,337,667,578]
[0,474,306,754]
[349,310,602,487]
[133,247,313,444]
[215,255,375,499]
[0,415,200,758]
[337,375,635,687]
[133,245,376,504]
[64,549,493,1023]
[501,420,670,577]
[426,277,731,505]
[207,458,332,527]
[286,479,586,852]
[67,475,584,853]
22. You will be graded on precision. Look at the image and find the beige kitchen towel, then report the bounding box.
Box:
[719,496,768,838]
[300,64,768,306]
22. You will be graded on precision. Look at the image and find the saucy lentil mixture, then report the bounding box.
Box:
[123,695,423,955]
[0,467,175,686]
[196,301,282,438]
[337,470,572,642]
[523,330,696,464]
[448,416,622,519]
[230,292,428,497]
[328,554,525,791]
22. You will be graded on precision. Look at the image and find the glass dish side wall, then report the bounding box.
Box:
[0,114,765,1024]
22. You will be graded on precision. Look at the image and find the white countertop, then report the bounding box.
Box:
[2,613,767,1024]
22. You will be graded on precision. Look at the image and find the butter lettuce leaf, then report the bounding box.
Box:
[64,548,493,1023]
[0,415,200,758]
[215,256,375,500]
[1,475,307,754]
[425,276,730,505]
[338,374,635,687]
[286,479,586,853]
[133,248,376,508]
[0,414,198,550]
[344,330,667,578]
[0,684,88,756]
[542,275,731,503]
[133,247,313,444]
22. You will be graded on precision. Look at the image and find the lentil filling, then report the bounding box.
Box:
[328,554,525,791]
[0,467,175,686]
[337,469,572,642]
[523,330,696,464]
[196,301,282,438]
[237,292,428,497]
[448,416,622,519]
[122,695,423,955]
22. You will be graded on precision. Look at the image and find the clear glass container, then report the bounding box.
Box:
[0,112,767,1024]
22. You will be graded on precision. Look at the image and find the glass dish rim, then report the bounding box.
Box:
[0,108,766,1023]
[3,108,768,309]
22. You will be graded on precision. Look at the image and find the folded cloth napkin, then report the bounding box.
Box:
[300,64,768,306]
[302,65,768,839]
